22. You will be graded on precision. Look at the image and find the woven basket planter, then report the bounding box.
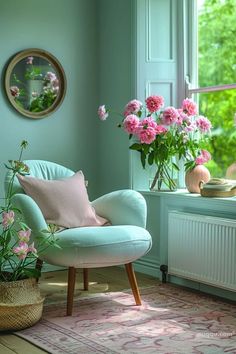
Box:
[0,277,44,331]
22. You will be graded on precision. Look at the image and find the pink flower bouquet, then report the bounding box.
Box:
[98,95,212,190]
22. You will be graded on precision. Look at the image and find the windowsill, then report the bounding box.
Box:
[139,188,236,203]
[140,188,190,196]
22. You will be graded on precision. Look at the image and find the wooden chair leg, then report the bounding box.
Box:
[35,258,43,282]
[125,263,142,306]
[67,267,76,316]
[83,268,89,290]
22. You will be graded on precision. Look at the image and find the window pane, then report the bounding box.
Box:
[198,0,236,86]
[197,90,236,179]
[198,0,236,179]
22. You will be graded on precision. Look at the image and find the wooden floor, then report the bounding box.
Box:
[0,267,158,354]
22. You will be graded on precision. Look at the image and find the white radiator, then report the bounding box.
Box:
[168,211,236,292]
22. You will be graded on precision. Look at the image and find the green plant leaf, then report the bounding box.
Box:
[148,151,154,165]
[129,143,142,151]
[172,162,180,171]
[140,151,146,168]
[23,268,41,279]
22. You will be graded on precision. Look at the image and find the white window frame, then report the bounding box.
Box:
[185,1,236,98]
[180,0,236,185]
[132,0,236,191]
[186,81,236,98]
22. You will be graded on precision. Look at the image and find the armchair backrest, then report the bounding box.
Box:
[5,160,75,196]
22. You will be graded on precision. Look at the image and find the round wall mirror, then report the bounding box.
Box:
[5,48,66,119]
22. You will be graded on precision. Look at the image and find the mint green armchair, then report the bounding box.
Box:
[6,160,152,315]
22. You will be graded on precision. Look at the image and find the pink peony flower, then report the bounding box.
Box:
[182,98,198,116]
[195,149,211,165]
[145,95,164,113]
[136,126,156,144]
[161,107,179,125]
[124,99,142,117]
[201,149,211,162]
[177,109,190,125]
[123,114,140,134]
[196,115,212,133]
[12,242,29,260]
[18,229,31,243]
[184,121,196,132]
[2,210,15,229]
[156,125,168,135]
[98,105,108,121]
[195,156,206,165]
[10,86,20,98]
[26,56,34,64]
[140,117,158,129]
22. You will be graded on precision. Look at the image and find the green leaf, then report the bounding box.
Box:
[23,268,41,279]
[143,144,150,155]
[137,110,142,118]
[172,162,180,171]
[4,163,13,170]
[129,143,142,151]
[148,151,154,165]
[5,230,12,245]
[12,207,22,214]
[184,161,196,172]
[19,222,29,230]
[51,243,62,249]
[140,151,146,169]
[40,229,51,234]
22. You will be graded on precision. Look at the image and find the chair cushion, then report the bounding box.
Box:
[17,171,108,228]
[38,225,152,268]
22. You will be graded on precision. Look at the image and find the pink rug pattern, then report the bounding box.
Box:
[16,284,236,354]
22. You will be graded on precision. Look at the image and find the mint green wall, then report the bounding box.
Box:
[97,0,134,196]
[0,0,99,198]
[0,0,134,198]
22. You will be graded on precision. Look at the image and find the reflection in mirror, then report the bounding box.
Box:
[5,49,66,118]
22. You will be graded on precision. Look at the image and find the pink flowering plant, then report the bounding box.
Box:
[98,95,212,190]
[0,141,58,282]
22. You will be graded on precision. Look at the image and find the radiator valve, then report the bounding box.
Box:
[160,264,168,283]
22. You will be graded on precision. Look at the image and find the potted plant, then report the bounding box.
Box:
[0,141,57,331]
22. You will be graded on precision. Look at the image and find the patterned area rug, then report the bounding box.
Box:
[16,284,236,354]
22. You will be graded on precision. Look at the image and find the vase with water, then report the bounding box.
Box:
[149,161,178,191]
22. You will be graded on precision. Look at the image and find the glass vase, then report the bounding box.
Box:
[149,162,177,191]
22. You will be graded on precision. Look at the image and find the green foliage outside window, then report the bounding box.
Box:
[198,0,236,178]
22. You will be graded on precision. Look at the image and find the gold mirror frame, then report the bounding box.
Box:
[5,48,66,119]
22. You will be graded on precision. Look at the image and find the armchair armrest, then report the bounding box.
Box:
[91,189,147,228]
[12,194,47,233]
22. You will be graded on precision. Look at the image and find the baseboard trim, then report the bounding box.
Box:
[169,274,236,301]
[134,257,161,278]
[3,262,66,274]
[42,263,66,272]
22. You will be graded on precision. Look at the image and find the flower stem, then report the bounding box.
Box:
[150,163,162,190]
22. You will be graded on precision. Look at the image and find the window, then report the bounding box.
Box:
[186,0,236,179]
[133,0,236,191]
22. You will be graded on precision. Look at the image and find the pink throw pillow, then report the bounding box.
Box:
[17,171,108,228]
